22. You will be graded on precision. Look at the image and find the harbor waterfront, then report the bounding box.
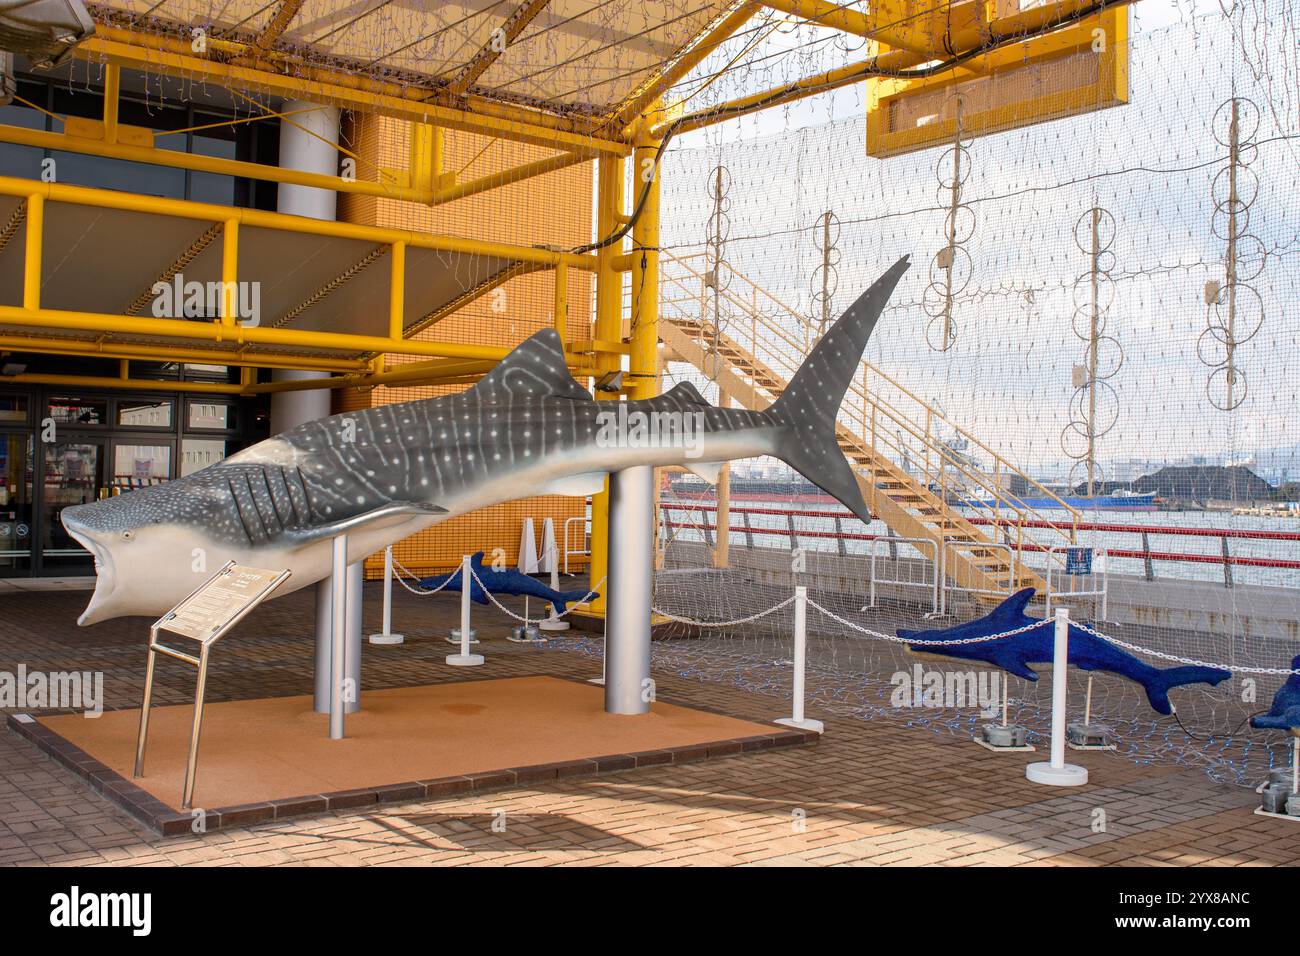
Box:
[658,493,1300,591]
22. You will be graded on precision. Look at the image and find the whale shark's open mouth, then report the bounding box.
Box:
[61,515,117,625]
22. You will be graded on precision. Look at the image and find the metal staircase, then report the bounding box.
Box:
[657,252,1083,601]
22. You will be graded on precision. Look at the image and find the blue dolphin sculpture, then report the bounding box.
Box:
[420,551,597,615]
[1250,656,1300,731]
[897,588,1232,715]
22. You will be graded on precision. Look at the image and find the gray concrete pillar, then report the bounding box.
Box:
[267,100,360,715]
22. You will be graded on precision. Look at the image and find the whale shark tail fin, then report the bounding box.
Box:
[1144,664,1233,715]
[768,256,910,523]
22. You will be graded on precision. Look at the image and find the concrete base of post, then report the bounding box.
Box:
[1025,762,1089,786]
[774,716,824,733]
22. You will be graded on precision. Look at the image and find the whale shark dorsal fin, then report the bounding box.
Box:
[664,381,710,406]
[473,328,591,402]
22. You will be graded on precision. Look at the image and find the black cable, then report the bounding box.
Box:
[571,0,1129,256]
[1171,708,1265,742]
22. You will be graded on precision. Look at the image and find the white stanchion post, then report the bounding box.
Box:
[540,548,570,631]
[775,586,823,734]
[1026,607,1088,786]
[329,534,348,740]
[447,554,484,667]
[369,546,404,645]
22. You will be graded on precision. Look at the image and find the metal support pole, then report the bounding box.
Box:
[369,545,404,644]
[181,646,211,808]
[1026,608,1088,786]
[133,627,159,778]
[776,585,823,733]
[329,535,348,740]
[447,554,484,666]
[314,563,362,714]
[605,465,653,714]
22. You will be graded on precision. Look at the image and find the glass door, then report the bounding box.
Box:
[40,437,106,574]
[0,433,34,576]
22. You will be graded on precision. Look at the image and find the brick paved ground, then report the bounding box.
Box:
[0,584,1294,867]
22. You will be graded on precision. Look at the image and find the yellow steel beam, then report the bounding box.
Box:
[760,0,868,35]
[81,29,630,157]
[0,175,596,272]
[608,1,761,134]
[431,150,589,205]
[0,371,248,394]
[246,0,306,59]
[0,302,514,362]
[0,335,366,371]
[449,0,553,96]
[654,0,1142,137]
[0,120,442,205]
[761,0,988,73]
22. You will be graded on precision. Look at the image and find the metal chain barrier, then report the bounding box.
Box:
[391,557,456,596]
[651,595,797,627]
[807,599,1046,646]
[1074,621,1300,675]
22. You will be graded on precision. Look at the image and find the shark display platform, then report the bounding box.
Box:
[8,676,816,836]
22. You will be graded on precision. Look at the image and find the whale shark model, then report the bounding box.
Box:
[61,256,911,625]
[898,588,1232,715]
[419,551,596,615]
[1251,656,1300,731]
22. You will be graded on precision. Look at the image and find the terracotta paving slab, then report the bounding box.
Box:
[0,585,1292,865]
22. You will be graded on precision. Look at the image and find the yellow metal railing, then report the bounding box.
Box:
[659,250,1081,569]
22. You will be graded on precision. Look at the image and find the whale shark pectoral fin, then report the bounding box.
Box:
[539,471,607,497]
[285,501,446,547]
[684,461,724,483]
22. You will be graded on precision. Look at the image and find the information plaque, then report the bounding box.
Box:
[137,560,291,808]
[157,564,289,642]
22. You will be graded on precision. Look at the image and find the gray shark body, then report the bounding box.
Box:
[63,256,910,624]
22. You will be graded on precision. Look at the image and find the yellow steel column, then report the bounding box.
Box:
[553,260,568,345]
[586,154,626,615]
[22,194,42,310]
[389,240,406,340]
[383,239,406,374]
[629,125,661,400]
[220,217,238,326]
[103,63,121,144]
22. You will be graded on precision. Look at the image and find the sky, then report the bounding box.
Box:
[650,0,1299,478]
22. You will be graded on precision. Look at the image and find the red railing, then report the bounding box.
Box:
[659,501,1300,582]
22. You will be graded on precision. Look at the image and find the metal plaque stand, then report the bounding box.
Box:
[133,561,291,809]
